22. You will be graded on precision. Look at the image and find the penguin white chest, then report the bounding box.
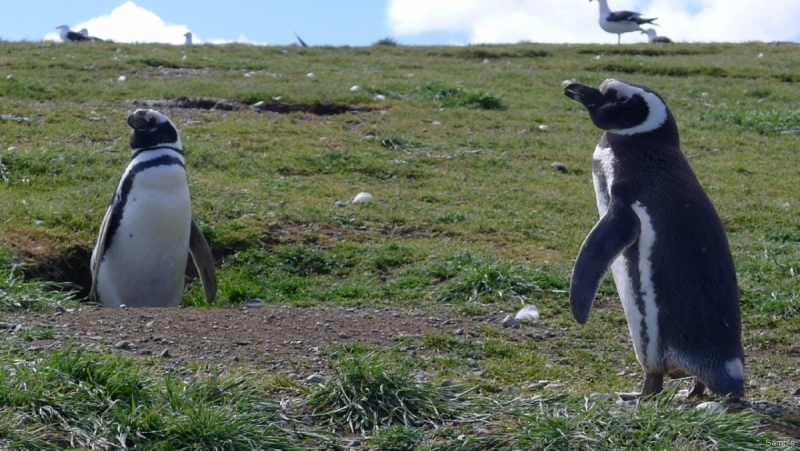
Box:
[592,146,661,371]
[96,161,192,308]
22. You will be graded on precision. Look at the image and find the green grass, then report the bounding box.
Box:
[0,40,799,448]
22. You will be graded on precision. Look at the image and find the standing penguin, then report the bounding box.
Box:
[90,109,217,308]
[563,79,744,398]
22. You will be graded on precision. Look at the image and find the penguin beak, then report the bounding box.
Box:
[564,83,605,109]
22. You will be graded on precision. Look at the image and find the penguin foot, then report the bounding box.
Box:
[640,374,664,397]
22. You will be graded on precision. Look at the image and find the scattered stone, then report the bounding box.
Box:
[338,332,349,339]
[7,147,17,151]
[454,328,464,335]
[374,94,386,100]
[617,392,639,401]
[590,393,613,402]
[115,341,132,350]
[334,200,347,207]
[501,315,520,329]
[253,100,266,110]
[476,429,489,436]
[118,75,127,82]
[506,387,520,396]
[527,382,546,391]
[55,305,67,314]
[306,373,325,384]
[88,117,107,122]
[431,121,442,126]
[352,192,373,203]
[306,72,315,78]
[346,440,361,447]
[766,372,778,379]
[515,305,540,322]
[696,401,725,413]
[551,162,568,173]
[792,388,800,396]
[243,299,265,308]
[6,75,12,80]
[749,379,760,388]
[440,380,457,387]
[538,124,549,131]
[160,348,170,358]
[350,85,361,92]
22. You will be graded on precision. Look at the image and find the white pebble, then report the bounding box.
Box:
[306,72,315,78]
[595,55,601,60]
[538,124,549,131]
[431,121,441,126]
[7,146,17,151]
[350,85,361,92]
[696,401,725,413]
[6,75,12,80]
[253,101,266,109]
[181,55,187,60]
[118,75,127,82]
[515,305,540,322]
[244,73,252,78]
[374,94,386,100]
[352,192,373,203]
[758,53,764,58]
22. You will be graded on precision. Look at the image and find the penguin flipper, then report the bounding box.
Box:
[89,203,115,304]
[188,218,217,304]
[570,201,640,324]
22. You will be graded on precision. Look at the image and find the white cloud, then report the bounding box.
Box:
[388,0,800,44]
[42,1,267,45]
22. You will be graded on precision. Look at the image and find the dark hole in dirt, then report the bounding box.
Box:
[21,245,93,299]
[131,97,379,116]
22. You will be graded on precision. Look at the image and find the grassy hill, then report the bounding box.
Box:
[0,39,798,449]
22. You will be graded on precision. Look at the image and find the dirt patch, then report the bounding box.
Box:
[7,305,503,376]
[130,97,380,116]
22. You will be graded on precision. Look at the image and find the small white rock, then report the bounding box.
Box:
[515,305,540,322]
[352,192,373,203]
[758,52,764,58]
[594,55,601,60]
[561,79,573,86]
[538,124,549,131]
[243,299,265,308]
[350,85,361,92]
[374,94,386,100]
[181,55,187,60]
[7,146,18,151]
[6,75,12,80]
[431,121,441,126]
[696,401,725,413]
[306,373,326,384]
[306,72,315,78]
[334,200,347,207]
[272,95,282,101]
[244,73,252,78]
[118,75,127,82]
[253,101,266,110]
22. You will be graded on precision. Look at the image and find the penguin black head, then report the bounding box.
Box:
[127,109,182,152]
[564,79,674,137]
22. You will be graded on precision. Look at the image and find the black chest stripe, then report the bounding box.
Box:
[131,145,183,160]
[103,155,186,252]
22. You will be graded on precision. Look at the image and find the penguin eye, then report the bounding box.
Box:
[618,95,630,103]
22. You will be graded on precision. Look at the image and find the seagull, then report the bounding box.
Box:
[56,25,90,42]
[589,0,657,44]
[643,28,672,43]
[184,32,193,45]
[79,28,89,37]
[294,32,308,47]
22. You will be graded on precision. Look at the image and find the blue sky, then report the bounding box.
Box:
[1,0,798,46]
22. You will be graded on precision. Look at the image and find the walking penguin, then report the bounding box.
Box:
[90,109,217,308]
[563,79,744,398]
